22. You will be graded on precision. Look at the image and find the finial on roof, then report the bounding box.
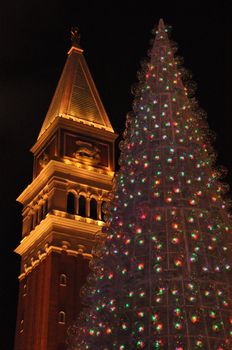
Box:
[71,27,81,48]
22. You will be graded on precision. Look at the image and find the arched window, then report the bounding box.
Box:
[78,195,86,217]
[44,199,48,217]
[67,192,76,215]
[40,205,44,222]
[90,198,98,220]
[40,200,48,220]
[23,282,27,296]
[101,201,107,222]
[30,214,34,231]
[60,274,67,286]
[36,209,40,226]
[58,311,65,324]
[20,319,24,333]
[31,211,36,230]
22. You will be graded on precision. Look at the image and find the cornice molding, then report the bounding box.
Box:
[31,116,118,155]
[15,213,104,256]
[17,159,114,205]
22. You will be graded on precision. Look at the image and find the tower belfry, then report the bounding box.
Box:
[14,28,117,350]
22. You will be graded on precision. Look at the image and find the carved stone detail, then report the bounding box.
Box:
[77,244,85,253]
[39,153,49,168]
[61,240,70,250]
[73,140,101,163]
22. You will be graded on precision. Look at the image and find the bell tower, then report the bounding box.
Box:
[14,28,117,350]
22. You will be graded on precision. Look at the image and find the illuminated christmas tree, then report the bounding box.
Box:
[68,19,232,350]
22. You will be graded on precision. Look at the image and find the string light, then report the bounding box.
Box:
[69,19,232,350]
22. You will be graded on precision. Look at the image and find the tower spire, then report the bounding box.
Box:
[38,27,114,140]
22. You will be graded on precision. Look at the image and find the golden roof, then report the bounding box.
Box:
[38,45,114,139]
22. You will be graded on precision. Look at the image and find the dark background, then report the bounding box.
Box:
[1,1,232,348]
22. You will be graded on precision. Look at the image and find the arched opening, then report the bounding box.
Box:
[58,311,66,324]
[23,282,27,296]
[20,319,24,333]
[78,195,86,217]
[90,198,98,220]
[40,204,44,222]
[60,274,67,286]
[101,201,107,222]
[67,192,76,215]
[41,199,48,220]
[44,199,48,216]
[31,211,37,230]
[36,209,40,226]
[30,214,34,231]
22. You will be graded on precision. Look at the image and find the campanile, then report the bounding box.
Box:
[14,28,117,350]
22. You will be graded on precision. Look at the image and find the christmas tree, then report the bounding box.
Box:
[68,19,232,350]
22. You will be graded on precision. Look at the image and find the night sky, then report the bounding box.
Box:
[1,1,232,348]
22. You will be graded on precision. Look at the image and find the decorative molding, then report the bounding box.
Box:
[17,159,114,205]
[73,140,101,163]
[15,213,103,256]
[31,116,117,155]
